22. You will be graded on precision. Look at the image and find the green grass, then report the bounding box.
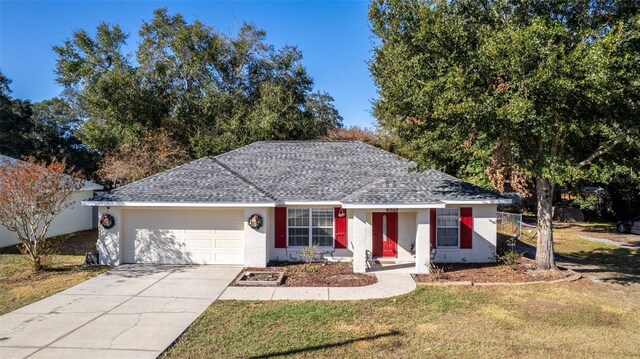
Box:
[164,282,640,358]
[514,224,640,284]
[165,224,640,358]
[0,230,109,315]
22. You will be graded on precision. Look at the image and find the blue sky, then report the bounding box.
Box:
[0,0,378,128]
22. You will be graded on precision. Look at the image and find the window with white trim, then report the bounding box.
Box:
[288,208,334,247]
[436,208,459,247]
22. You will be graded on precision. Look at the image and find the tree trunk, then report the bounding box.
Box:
[535,178,557,270]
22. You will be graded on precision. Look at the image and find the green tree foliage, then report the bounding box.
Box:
[0,72,35,158]
[369,0,639,270]
[0,72,98,176]
[54,8,343,158]
[30,98,99,176]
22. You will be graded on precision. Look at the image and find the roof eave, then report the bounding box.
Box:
[341,203,446,209]
[442,199,512,205]
[82,201,277,207]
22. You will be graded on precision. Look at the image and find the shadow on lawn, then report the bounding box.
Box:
[248,330,402,358]
[516,239,640,286]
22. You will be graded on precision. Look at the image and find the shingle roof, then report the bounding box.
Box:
[94,157,275,203]
[90,141,505,205]
[341,173,503,204]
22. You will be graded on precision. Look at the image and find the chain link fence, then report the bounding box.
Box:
[497,212,523,237]
[497,212,539,241]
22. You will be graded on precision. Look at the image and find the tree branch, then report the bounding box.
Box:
[577,131,630,169]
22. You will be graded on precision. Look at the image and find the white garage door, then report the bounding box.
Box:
[123,209,244,265]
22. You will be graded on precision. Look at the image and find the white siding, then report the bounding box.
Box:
[431,204,498,263]
[397,211,416,261]
[0,190,95,248]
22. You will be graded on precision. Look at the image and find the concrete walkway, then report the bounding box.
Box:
[0,265,241,359]
[219,272,417,301]
[578,235,637,248]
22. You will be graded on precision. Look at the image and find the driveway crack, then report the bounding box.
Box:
[107,314,142,349]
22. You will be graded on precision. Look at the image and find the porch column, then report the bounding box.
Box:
[352,210,367,273]
[415,210,430,274]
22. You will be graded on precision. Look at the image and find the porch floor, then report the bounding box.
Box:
[366,259,416,274]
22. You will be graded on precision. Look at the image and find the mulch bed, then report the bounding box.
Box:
[235,261,377,287]
[413,257,572,284]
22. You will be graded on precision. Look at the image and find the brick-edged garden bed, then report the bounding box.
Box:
[413,257,574,285]
[234,261,377,287]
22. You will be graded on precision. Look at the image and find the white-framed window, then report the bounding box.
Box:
[288,208,334,247]
[436,208,459,247]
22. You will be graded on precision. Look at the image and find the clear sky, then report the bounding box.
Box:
[0,0,378,128]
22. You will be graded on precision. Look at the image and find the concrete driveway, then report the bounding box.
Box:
[0,265,241,359]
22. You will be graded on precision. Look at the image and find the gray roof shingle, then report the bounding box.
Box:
[91,141,505,205]
[94,157,275,203]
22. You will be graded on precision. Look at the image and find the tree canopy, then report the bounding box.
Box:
[369,0,639,269]
[0,72,98,176]
[54,8,343,159]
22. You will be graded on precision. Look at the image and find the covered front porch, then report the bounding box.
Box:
[348,209,434,274]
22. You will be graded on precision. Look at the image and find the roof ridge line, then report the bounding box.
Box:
[354,142,419,168]
[212,158,278,202]
[340,178,387,203]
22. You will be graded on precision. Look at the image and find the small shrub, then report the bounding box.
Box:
[497,250,523,267]
[429,262,445,278]
[299,245,320,264]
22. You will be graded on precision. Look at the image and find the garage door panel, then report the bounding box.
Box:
[123,209,244,265]
[213,239,242,248]
[210,221,243,231]
[183,251,212,264]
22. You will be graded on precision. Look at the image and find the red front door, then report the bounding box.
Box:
[372,212,398,257]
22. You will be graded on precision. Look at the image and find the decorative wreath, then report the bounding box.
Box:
[248,214,263,231]
[99,213,115,229]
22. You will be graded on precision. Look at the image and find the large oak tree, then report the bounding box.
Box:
[54,8,343,162]
[369,0,639,270]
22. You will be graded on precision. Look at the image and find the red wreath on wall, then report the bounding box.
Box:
[99,213,115,229]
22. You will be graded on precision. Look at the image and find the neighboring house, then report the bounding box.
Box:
[0,154,103,247]
[84,141,509,273]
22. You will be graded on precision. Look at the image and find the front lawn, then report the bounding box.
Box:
[516,223,640,284]
[0,230,109,315]
[164,280,640,358]
[165,223,640,358]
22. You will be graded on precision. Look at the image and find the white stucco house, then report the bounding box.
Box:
[0,154,103,248]
[84,141,510,273]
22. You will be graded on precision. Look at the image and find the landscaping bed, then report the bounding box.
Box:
[236,261,377,287]
[413,257,573,284]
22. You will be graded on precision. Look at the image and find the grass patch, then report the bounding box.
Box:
[508,223,639,284]
[0,230,109,314]
[164,281,640,359]
[166,224,639,358]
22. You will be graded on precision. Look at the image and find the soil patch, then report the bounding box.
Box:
[236,261,377,287]
[413,257,572,284]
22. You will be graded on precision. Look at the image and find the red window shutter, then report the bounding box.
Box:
[430,208,437,248]
[275,207,287,248]
[460,207,473,249]
[334,207,347,249]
